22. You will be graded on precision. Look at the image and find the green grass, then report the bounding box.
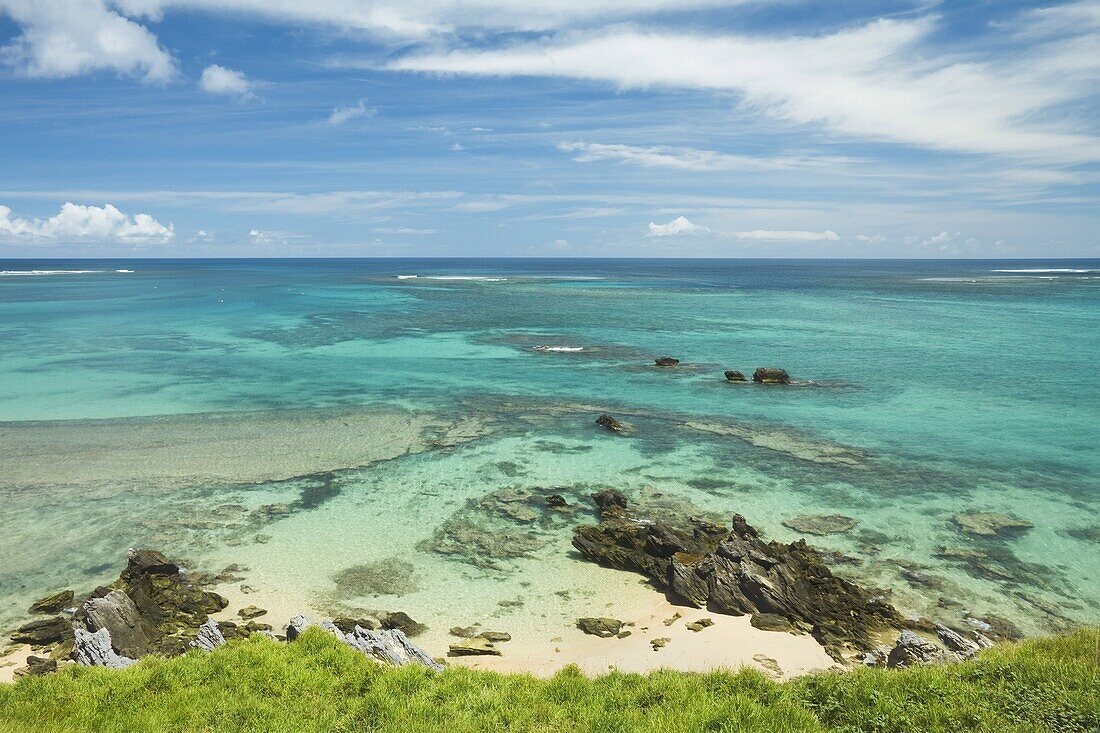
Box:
[1,629,1096,733]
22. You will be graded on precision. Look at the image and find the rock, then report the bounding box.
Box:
[450,626,478,638]
[752,653,783,678]
[934,624,981,658]
[654,357,680,367]
[448,637,502,657]
[72,627,136,669]
[650,637,670,650]
[862,645,892,668]
[10,616,72,646]
[952,513,1033,538]
[285,614,315,642]
[686,618,714,632]
[886,631,952,668]
[243,620,273,633]
[752,368,790,384]
[572,495,905,659]
[750,613,794,633]
[13,656,57,678]
[965,614,1022,641]
[381,611,427,637]
[546,494,569,508]
[616,630,632,639]
[595,414,625,433]
[28,590,75,615]
[782,515,858,536]
[724,370,747,382]
[576,617,623,638]
[342,625,444,670]
[237,605,267,620]
[114,548,228,632]
[83,590,160,658]
[591,489,628,516]
[189,619,226,652]
[331,558,420,598]
[333,617,377,634]
[662,612,681,627]
[478,631,511,643]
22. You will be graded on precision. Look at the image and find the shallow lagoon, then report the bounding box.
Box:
[1,259,1097,645]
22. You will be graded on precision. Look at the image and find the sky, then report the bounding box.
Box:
[0,0,1098,258]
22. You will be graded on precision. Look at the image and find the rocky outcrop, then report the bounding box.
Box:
[189,619,226,652]
[82,590,160,659]
[886,631,950,668]
[10,616,71,646]
[113,549,228,633]
[287,615,442,670]
[572,493,905,659]
[752,368,790,384]
[724,371,747,382]
[28,590,74,614]
[654,357,680,367]
[595,414,625,433]
[72,627,136,669]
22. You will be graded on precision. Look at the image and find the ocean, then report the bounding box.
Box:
[1,259,1097,646]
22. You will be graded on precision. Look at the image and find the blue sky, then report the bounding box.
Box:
[0,0,1098,257]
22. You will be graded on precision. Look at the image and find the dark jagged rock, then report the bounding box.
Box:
[114,549,228,633]
[724,371,747,382]
[83,590,160,658]
[10,616,72,646]
[750,613,795,632]
[28,590,75,614]
[576,617,623,638]
[934,623,982,657]
[595,414,625,433]
[654,357,680,367]
[238,605,268,619]
[546,494,569,508]
[572,494,905,659]
[14,655,56,678]
[381,611,427,637]
[752,368,790,384]
[333,617,377,634]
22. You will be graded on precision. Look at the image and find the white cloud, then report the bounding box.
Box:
[559,142,853,172]
[733,229,839,241]
[648,216,711,236]
[0,0,174,81]
[647,215,837,241]
[0,202,174,243]
[923,230,959,245]
[393,12,1100,164]
[200,64,253,97]
[327,99,375,125]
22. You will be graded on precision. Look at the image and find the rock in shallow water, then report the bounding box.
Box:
[572,493,905,659]
[28,590,75,615]
[448,637,501,657]
[724,370,747,382]
[952,512,1033,538]
[595,414,625,433]
[752,368,790,384]
[782,514,858,536]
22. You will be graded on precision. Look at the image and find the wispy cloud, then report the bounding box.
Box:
[327,99,376,125]
[647,215,837,241]
[559,142,854,172]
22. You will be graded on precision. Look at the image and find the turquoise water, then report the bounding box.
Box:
[1,259,1097,648]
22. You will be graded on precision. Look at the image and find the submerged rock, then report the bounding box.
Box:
[654,357,680,367]
[952,513,1033,538]
[782,515,858,536]
[450,625,478,638]
[72,627,136,669]
[572,493,905,659]
[595,414,625,433]
[331,558,420,598]
[448,637,502,657]
[237,605,268,620]
[381,611,427,637]
[724,371,747,382]
[546,494,569,508]
[10,616,72,646]
[752,368,790,384]
[28,590,75,615]
[576,617,623,638]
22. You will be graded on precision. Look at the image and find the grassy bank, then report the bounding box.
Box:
[1,629,1097,733]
